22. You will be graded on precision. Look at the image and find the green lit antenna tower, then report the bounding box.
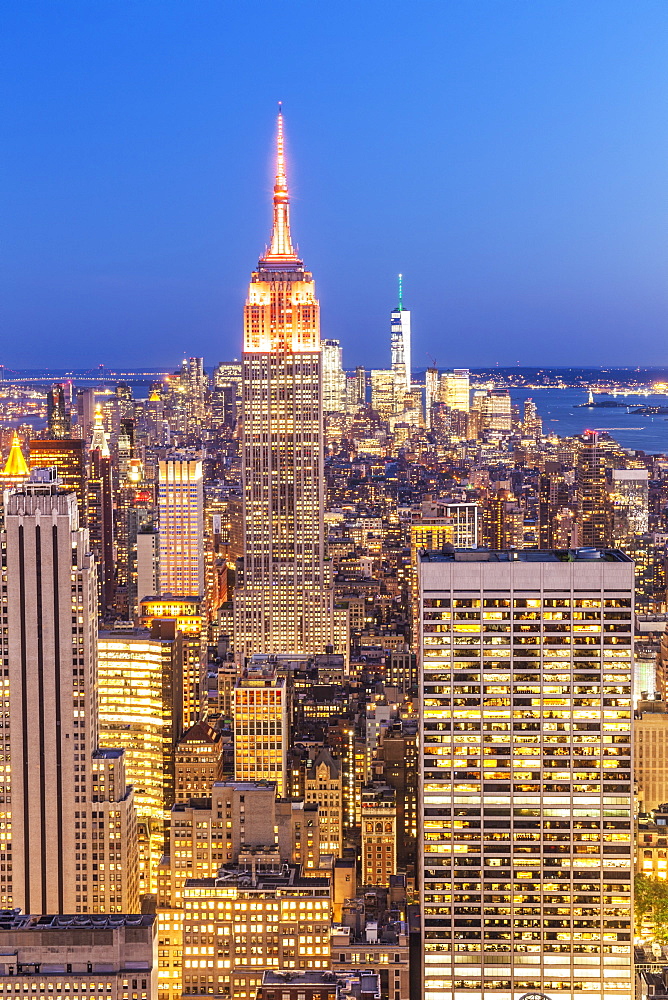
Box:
[390,273,411,392]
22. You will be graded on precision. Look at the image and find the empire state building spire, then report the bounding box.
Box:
[236,109,334,656]
[261,104,301,267]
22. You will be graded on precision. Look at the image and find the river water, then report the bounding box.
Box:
[507,388,668,455]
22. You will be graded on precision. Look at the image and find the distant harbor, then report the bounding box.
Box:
[507,387,668,453]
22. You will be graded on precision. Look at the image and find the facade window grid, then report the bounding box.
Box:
[420,558,633,1000]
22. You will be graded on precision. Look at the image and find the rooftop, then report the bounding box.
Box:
[419,547,632,563]
[185,862,330,891]
[0,911,155,931]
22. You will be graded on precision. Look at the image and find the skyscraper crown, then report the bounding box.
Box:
[259,105,302,271]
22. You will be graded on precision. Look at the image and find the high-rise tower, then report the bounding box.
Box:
[158,454,204,598]
[321,339,345,413]
[578,430,612,547]
[234,109,333,656]
[418,548,633,1000]
[1,470,138,914]
[390,274,411,394]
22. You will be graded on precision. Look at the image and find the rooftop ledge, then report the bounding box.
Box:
[419,547,632,564]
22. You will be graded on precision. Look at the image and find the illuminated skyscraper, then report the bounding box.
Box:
[88,406,114,612]
[158,454,204,598]
[29,438,87,522]
[234,108,333,655]
[609,467,649,545]
[232,659,288,795]
[182,357,207,435]
[440,368,470,413]
[578,430,611,547]
[98,627,181,822]
[321,338,345,413]
[1,470,138,914]
[390,274,411,393]
[370,369,396,421]
[425,367,439,429]
[47,383,70,439]
[418,548,633,1000]
[0,432,29,509]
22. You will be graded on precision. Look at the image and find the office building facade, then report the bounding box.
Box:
[1,471,138,914]
[233,660,288,795]
[321,338,346,413]
[418,548,633,1000]
[158,456,204,598]
[441,370,470,414]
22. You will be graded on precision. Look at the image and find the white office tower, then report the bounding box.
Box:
[390,274,411,394]
[418,548,633,1000]
[234,109,334,656]
[1,470,138,914]
[321,339,346,413]
[158,455,204,598]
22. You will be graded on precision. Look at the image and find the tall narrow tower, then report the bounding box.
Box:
[158,454,204,598]
[2,470,138,914]
[390,273,411,394]
[578,430,612,548]
[234,108,333,656]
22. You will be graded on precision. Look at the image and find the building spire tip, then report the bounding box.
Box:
[263,100,297,263]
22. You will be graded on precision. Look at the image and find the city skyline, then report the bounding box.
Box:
[0,6,667,999]
[0,2,667,368]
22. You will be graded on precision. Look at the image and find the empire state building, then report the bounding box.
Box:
[234,109,333,656]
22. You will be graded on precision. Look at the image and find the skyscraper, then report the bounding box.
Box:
[232,659,288,795]
[46,383,70,439]
[609,467,649,545]
[425,367,439,429]
[1,470,138,913]
[370,368,396,421]
[158,454,204,598]
[441,369,470,413]
[88,406,114,612]
[390,274,411,394]
[98,627,181,822]
[234,108,333,656]
[418,547,633,1000]
[578,430,611,547]
[29,438,87,522]
[321,338,346,413]
[183,357,207,436]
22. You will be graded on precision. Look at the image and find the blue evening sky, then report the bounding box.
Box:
[0,1,667,370]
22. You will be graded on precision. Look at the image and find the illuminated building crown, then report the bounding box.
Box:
[259,104,303,272]
[90,405,110,458]
[2,430,29,479]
